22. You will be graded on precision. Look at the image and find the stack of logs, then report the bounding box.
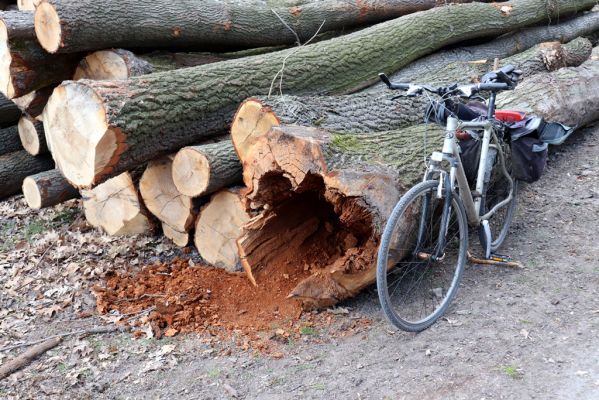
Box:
[1,0,599,306]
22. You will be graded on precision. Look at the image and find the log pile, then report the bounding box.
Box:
[1,0,599,309]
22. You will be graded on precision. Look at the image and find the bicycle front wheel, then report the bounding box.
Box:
[376,180,468,332]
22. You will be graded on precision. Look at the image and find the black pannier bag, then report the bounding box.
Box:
[458,135,482,184]
[508,116,548,183]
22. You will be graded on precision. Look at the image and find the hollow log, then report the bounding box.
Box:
[172,140,242,198]
[195,188,249,272]
[0,150,53,199]
[22,169,78,209]
[34,0,490,54]
[375,9,599,89]
[0,11,80,98]
[0,125,21,155]
[139,155,197,237]
[12,85,55,119]
[18,115,46,155]
[237,60,599,308]
[81,171,152,236]
[0,94,20,126]
[231,38,592,160]
[43,0,595,188]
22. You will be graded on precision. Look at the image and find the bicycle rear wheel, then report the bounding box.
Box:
[376,180,468,332]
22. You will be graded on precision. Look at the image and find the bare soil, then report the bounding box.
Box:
[1,125,598,399]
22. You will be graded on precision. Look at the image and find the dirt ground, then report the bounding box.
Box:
[1,124,598,399]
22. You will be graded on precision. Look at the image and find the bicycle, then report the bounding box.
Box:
[376,65,522,332]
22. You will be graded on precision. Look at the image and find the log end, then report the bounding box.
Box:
[74,50,130,81]
[162,223,189,247]
[172,146,211,197]
[22,176,42,209]
[230,99,279,161]
[43,83,119,187]
[34,1,61,53]
[0,19,16,99]
[18,116,42,155]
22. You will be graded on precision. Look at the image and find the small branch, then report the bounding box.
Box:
[0,337,62,380]
[0,326,118,353]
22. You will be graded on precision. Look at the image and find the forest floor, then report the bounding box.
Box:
[1,125,598,400]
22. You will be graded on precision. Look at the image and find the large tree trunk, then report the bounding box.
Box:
[0,150,53,199]
[0,11,80,98]
[81,172,153,236]
[231,38,591,160]
[43,0,596,187]
[18,115,46,155]
[237,59,599,308]
[22,169,78,209]
[195,188,249,272]
[0,94,20,127]
[34,0,489,54]
[139,156,197,245]
[172,140,242,198]
[0,125,21,155]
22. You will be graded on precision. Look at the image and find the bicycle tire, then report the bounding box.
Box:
[376,180,468,332]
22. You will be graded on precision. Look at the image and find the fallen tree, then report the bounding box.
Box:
[0,11,80,98]
[22,169,78,209]
[236,58,599,308]
[34,0,490,54]
[0,150,53,199]
[43,0,597,187]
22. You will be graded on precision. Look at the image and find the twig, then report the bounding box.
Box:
[0,326,118,353]
[0,337,62,380]
[271,9,300,46]
[116,293,165,303]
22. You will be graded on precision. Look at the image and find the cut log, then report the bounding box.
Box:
[73,49,153,80]
[172,140,242,198]
[0,93,20,126]
[195,188,249,272]
[22,169,78,209]
[377,9,599,88]
[34,0,490,54]
[237,59,599,308]
[18,0,41,11]
[231,38,592,160]
[0,150,53,199]
[139,155,197,237]
[161,223,189,248]
[0,124,21,155]
[43,0,596,188]
[12,85,55,119]
[0,11,80,98]
[81,171,152,236]
[18,115,47,155]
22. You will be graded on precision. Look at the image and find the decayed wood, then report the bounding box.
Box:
[12,85,55,119]
[0,11,80,98]
[172,140,242,198]
[195,188,249,272]
[43,0,596,187]
[237,59,599,308]
[0,337,62,380]
[18,115,47,155]
[22,169,78,209]
[0,94,20,127]
[139,155,197,241]
[0,150,53,199]
[231,38,592,161]
[81,172,152,236]
[34,0,491,54]
[0,125,21,155]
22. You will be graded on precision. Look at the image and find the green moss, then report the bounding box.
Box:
[330,133,365,153]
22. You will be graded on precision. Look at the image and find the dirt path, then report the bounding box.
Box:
[1,125,598,399]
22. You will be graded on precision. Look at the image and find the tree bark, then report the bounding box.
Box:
[43,0,596,188]
[81,171,153,236]
[12,85,56,119]
[195,188,249,272]
[139,155,197,236]
[237,59,599,308]
[0,150,54,199]
[0,11,80,98]
[172,140,242,198]
[231,38,592,160]
[22,169,78,209]
[0,124,21,155]
[34,0,491,54]
[18,115,47,155]
[0,94,20,127]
